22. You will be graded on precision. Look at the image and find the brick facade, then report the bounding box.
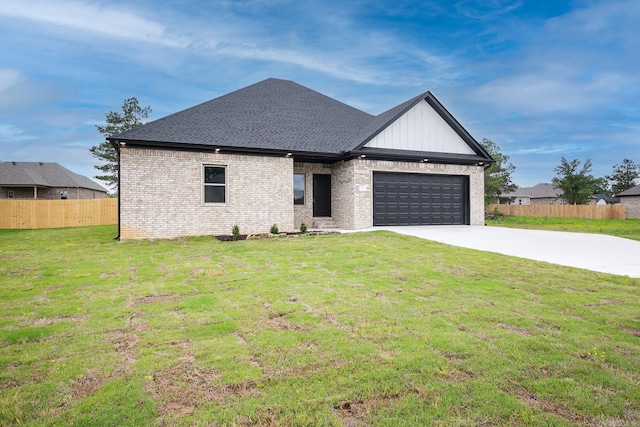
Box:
[620,196,640,219]
[122,149,485,239]
[294,159,485,229]
[0,186,106,199]
[120,148,294,239]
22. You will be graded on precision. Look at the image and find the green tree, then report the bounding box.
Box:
[606,158,639,195]
[552,158,598,204]
[90,97,151,189]
[479,138,517,205]
[590,177,610,195]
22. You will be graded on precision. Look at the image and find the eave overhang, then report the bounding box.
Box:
[348,147,494,167]
[109,136,496,167]
[107,138,345,164]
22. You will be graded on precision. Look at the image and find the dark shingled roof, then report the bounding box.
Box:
[111,78,493,163]
[0,162,107,192]
[617,184,640,197]
[114,78,373,154]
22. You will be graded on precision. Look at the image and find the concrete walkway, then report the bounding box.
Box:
[367,226,640,278]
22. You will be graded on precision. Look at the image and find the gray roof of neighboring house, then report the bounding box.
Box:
[503,183,563,199]
[592,193,619,203]
[617,184,640,197]
[0,162,107,192]
[110,78,493,164]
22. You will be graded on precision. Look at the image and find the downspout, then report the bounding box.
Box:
[112,139,121,240]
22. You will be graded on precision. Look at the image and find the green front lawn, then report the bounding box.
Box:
[1,226,638,426]
[486,216,640,241]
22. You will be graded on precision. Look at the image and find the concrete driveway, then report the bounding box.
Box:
[372,226,640,278]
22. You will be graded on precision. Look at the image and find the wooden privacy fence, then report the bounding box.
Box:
[0,198,118,229]
[488,204,626,220]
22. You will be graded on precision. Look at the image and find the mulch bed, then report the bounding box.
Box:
[215,231,337,242]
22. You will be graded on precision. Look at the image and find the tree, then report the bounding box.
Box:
[90,97,151,189]
[552,158,598,204]
[606,159,639,195]
[590,176,610,195]
[479,138,517,205]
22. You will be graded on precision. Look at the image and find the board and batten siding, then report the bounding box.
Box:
[364,100,476,155]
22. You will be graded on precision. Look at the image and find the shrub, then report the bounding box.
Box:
[300,222,307,233]
[270,224,279,234]
[232,224,240,239]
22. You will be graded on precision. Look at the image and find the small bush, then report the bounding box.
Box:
[232,225,240,239]
[300,222,307,233]
[270,224,279,234]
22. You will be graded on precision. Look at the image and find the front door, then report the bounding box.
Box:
[313,174,331,217]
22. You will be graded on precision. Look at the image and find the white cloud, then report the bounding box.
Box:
[454,0,523,19]
[0,68,65,114]
[0,124,37,142]
[0,68,23,93]
[0,0,188,47]
[467,0,640,117]
[471,71,627,114]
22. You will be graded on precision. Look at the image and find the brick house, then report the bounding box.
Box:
[502,183,565,205]
[617,184,640,219]
[109,78,493,239]
[0,162,108,199]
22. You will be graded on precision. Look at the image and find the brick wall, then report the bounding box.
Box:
[621,196,640,219]
[0,186,107,199]
[348,159,485,227]
[120,148,294,239]
[294,159,485,229]
[293,162,337,229]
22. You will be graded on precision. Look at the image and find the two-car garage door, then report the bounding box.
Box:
[373,172,469,226]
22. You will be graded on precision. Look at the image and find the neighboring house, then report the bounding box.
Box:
[591,194,619,206]
[0,162,108,199]
[617,184,640,219]
[109,78,493,240]
[502,183,564,205]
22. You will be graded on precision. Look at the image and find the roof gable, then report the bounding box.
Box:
[361,99,476,155]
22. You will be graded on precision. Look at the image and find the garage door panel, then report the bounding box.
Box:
[373,172,469,226]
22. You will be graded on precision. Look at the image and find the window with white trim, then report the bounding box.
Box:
[204,165,226,203]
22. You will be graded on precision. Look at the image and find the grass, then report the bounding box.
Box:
[1,226,639,426]
[486,216,640,241]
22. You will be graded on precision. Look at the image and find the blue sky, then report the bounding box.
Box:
[1,0,638,190]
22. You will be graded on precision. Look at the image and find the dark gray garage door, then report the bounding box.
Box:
[373,172,469,226]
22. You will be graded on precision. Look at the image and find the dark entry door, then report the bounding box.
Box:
[313,174,331,217]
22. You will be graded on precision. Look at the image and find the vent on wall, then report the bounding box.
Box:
[294,162,303,167]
